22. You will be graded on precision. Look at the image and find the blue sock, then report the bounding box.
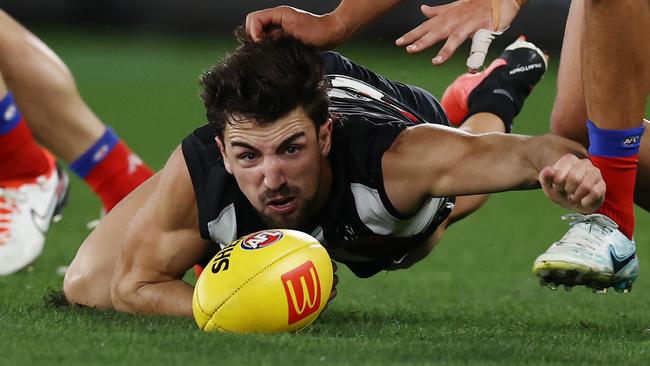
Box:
[69,127,119,178]
[586,120,644,157]
[0,92,22,135]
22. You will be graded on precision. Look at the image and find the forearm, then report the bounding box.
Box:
[328,0,403,44]
[526,134,588,175]
[112,277,194,317]
[432,132,587,195]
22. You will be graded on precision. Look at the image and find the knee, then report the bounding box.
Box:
[550,108,589,147]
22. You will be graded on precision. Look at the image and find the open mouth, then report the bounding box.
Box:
[267,197,297,213]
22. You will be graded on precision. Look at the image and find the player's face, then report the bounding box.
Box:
[218,106,332,229]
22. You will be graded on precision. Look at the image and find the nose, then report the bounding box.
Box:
[262,156,286,191]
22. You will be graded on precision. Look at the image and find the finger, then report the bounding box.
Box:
[580,180,606,212]
[539,167,567,205]
[331,260,338,273]
[572,170,605,211]
[563,165,587,196]
[396,22,431,47]
[246,7,287,42]
[569,170,597,204]
[433,30,472,65]
[420,3,454,18]
[551,160,574,193]
[405,23,451,54]
[245,12,265,42]
[539,166,556,188]
[466,28,500,71]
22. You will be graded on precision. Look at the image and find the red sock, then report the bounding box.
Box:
[590,155,638,239]
[84,141,153,211]
[0,118,51,181]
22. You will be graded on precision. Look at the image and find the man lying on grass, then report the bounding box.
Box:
[5,21,601,316]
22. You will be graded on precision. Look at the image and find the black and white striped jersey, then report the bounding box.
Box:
[181,52,454,278]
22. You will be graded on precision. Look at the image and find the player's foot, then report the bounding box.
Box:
[441,36,547,130]
[532,213,638,293]
[0,151,70,275]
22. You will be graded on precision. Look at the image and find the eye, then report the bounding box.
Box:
[285,145,300,155]
[238,152,257,161]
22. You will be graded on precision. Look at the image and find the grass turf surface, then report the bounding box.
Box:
[1,28,650,365]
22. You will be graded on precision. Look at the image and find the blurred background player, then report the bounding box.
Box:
[245,0,649,292]
[0,10,153,275]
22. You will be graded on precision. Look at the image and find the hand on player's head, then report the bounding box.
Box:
[245,6,345,49]
[539,154,605,213]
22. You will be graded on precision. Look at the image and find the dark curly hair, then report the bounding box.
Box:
[200,29,330,139]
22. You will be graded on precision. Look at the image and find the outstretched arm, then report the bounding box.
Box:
[382,123,604,214]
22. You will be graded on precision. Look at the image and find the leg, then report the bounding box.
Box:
[0,10,104,162]
[551,2,650,211]
[0,37,69,275]
[582,0,649,236]
[634,119,650,210]
[549,0,588,147]
[533,0,649,291]
[0,10,153,212]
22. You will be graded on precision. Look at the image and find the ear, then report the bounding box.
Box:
[318,118,333,157]
[215,136,232,174]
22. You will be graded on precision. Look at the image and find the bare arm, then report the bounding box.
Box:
[110,147,211,317]
[383,124,604,214]
[245,0,402,49]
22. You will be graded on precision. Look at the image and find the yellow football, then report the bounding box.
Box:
[192,229,333,333]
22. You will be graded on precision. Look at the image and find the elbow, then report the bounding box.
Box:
[110,277,144,314]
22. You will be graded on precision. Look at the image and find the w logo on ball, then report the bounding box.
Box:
[281,261,322,324]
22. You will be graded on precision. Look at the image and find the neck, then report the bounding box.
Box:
[304,159,332,229]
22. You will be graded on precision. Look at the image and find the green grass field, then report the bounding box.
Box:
[1,28,650,365]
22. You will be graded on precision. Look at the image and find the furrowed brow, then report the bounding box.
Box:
[277,132,306,152]
[230,141,259,152]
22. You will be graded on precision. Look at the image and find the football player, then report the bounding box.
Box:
[244,0,650,293]
[0,11,154,275]
[61,29,604,317]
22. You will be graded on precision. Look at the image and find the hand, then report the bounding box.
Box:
[245,6,346,49]
[539,154,605,213]
[395,0,521,71]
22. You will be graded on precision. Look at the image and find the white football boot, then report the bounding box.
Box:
[0,152,69,275]
[533,213,638,293]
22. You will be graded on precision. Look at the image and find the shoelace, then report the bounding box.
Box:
[0,187,28,244]
[556,213,618,251]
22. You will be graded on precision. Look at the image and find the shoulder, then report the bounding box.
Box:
[151,146,197,230]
